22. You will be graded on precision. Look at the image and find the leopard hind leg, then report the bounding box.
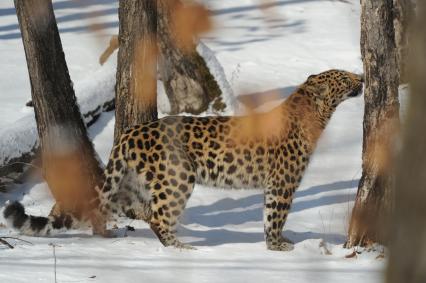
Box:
[147,152,197,249]
[92,148,129,236]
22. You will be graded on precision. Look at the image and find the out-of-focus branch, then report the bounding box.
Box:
[387,2,426,282]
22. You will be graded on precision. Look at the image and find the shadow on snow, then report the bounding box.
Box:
[0,0,118,40]
[128,179,358,246]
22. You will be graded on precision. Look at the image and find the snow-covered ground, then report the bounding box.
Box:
[0,0,385,282]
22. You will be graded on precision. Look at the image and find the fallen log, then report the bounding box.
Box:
[0,66,116,189]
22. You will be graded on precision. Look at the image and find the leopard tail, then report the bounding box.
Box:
[3,201,84,236]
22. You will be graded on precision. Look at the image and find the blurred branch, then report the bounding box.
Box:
[387,2,426,282]
[0,238,14,249]
[99,35,118,65]
[0,236,34,249]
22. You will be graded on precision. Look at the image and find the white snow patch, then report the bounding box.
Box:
[0,115,37,164]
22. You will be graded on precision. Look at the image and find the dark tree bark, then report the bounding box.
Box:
[345,0,400,248]
[114,0,158,143]
[14,0,103,215]
[0,97,114,192]
[387,3,426,282]
[157,0,225,115]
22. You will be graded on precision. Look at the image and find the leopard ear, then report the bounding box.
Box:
[304,83,329,100]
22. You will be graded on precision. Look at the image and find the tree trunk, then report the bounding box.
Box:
[387,3,426,282]
[157,0,225,115]
[345,0,400,248]
[393,0,414,84]
[0,96,114,191]
[114,0,158,143]
[14,0,103,215]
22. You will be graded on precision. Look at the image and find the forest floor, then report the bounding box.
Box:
[0,0,385,282]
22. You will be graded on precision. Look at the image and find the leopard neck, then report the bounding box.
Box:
[278,91,333,150]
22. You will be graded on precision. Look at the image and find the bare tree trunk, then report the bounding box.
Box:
[14,0,103,215]
[387,3,426,282]
[157,0,225,115]
[346,0,400,248]
[0,92,114,191]
[393,0,414,84]
[114,0,158,143]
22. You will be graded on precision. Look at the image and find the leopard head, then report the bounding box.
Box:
[302,69,364,110]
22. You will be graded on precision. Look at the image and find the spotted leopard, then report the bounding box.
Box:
[4,69,363,251]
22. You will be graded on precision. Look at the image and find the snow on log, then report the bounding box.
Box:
[0,62,116,184]
[196,41,238,115]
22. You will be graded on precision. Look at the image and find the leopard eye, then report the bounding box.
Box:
[342,78,352,87]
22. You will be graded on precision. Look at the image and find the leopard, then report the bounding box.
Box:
[3,69,363,251]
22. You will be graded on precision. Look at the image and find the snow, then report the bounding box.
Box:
[0,115,37,165]
[0,0,385,282]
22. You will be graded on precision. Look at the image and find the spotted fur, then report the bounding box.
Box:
[4,70,363,251]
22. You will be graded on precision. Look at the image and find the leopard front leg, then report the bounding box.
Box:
[263,185,295,251]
